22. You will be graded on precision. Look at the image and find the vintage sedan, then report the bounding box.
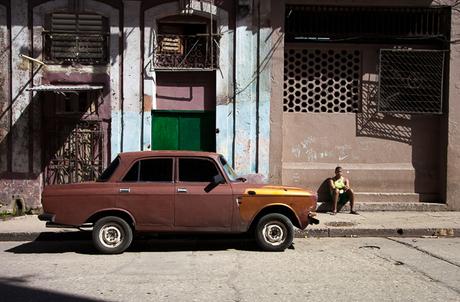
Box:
[39,151,318,253]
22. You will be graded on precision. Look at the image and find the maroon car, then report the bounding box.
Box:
[39,151,318,253]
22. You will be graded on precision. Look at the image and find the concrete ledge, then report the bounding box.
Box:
[317,202,449,212]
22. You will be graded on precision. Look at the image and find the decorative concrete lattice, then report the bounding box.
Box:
[283,48,361,113]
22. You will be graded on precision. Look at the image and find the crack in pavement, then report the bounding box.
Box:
[387,237,460,268]
[371,251,460,295]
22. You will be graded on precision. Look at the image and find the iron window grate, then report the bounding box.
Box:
[378,49,446,114]
[283,48,361,113]
[285,5,451,43]
[44,13,109,64]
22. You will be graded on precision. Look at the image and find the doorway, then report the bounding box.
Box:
[151,110,215,151]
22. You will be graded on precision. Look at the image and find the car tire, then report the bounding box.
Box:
[255,213,294,252]
[92,216,133,254]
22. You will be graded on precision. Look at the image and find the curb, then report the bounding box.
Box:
[0,228,458,242]
[295,228,459,238]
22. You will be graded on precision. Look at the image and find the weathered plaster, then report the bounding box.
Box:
[0,4,9,174]
[122,0,142,152]
[11,0,30,173]
[234,18,256,174]
[268,0,284,183]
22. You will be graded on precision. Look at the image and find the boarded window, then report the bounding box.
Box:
[284,48,361,113]
[44,13,109,64]
[378,49,445,114]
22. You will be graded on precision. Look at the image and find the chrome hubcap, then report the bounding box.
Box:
[262,222,286,246]
[99,225,123,248]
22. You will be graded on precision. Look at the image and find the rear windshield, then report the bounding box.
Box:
[97,157,120,182]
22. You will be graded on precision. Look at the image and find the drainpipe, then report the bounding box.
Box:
[232,0,237,169]
[119,3,124,152]
[140,4,145,151]
[28,0,34,174]
[255,0,260,173]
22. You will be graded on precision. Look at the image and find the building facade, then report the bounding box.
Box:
[1,0,460,211]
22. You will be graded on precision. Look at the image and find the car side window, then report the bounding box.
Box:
[122,158,173,182]
[179,158,220,182]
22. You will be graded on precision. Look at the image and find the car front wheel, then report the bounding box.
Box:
[255,213,294,251]
[92,216,133,254]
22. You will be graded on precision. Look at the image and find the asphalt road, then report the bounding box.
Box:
[1,237,459,302]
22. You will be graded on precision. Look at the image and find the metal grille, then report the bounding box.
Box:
[44,13,109,64]
[153,34,220,70]
[378,49,445,114]
[45,121,104,185]
[284,48,361,113]
[285,5,451,42]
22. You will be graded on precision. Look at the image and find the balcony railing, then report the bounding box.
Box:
[152,34,220,70]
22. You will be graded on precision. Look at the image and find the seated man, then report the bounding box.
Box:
[329,166,358,215]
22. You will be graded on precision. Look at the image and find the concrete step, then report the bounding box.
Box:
[317,202,448,212]
[354,192,421,203]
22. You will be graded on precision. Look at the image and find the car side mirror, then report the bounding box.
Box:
[204,174,225,193]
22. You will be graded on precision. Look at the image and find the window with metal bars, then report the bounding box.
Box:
[285,5,451,44]
[43,13,109,64]
[378,49,446,114]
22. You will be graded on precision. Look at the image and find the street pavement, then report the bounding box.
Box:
[0,212,459,241]
[1,237,459,302]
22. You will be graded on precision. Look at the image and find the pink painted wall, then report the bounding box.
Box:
[156,71,216,111]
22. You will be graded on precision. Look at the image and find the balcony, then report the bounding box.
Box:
[152,34,220,71]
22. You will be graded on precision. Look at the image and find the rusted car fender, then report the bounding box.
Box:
[247,203,302,231]
[85,208,137,229]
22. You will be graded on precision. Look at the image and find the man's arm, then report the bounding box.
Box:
[329,178,335,189]
[344,178,350,190]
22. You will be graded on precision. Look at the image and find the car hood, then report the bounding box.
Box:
[232,183,316,197]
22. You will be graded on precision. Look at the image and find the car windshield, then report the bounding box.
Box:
[97,156,120,182]
[219,155,241,182]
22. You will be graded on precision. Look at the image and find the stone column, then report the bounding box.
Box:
[122,0,142,152]
[446,2,460,210]
[10,0,30,173]
[234,2,258,175]
[268,0,284,183]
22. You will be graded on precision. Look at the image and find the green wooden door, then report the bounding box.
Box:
[151,111,215,151]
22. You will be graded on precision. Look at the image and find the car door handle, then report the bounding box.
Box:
[119,188,130,193]
[177,188,188,193]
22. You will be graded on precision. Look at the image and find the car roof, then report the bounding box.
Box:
[118,150,222,160]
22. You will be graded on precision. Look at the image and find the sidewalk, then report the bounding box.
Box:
[0,212,459,241]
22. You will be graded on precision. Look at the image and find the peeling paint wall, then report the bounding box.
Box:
[233,0,272,177]
[0,4,9,174]
[0,0,121,209]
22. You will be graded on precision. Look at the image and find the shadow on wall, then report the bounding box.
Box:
[0,74,110,209]
[356,80,412,144]
[354,80,444,202]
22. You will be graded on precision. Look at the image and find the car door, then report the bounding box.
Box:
[115,157,174,231]
[174,157,234,231]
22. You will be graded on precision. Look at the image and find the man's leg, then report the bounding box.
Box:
[347,189,358,214]
[331,188,339,214]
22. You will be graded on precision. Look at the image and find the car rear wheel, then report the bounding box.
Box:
[92,216,133,254]
[255,213,293,251]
